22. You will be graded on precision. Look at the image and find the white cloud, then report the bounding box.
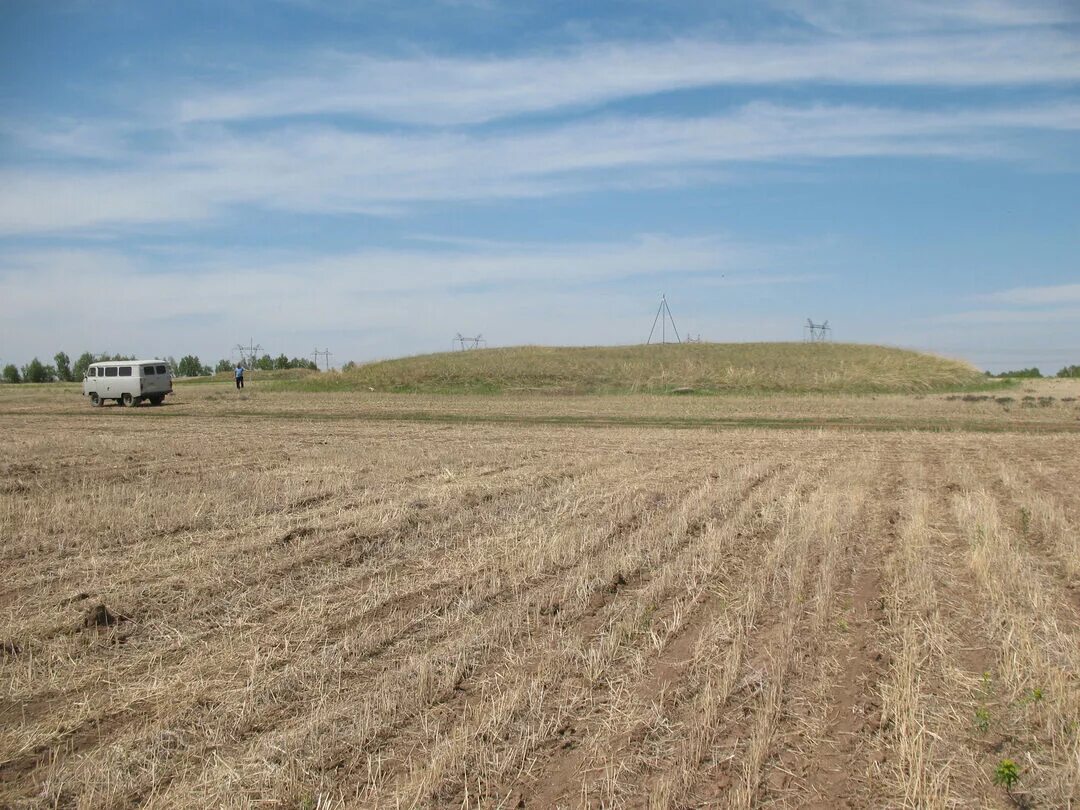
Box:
[932,306,1080,324]
[4,100,1078,235]
[977,282,1080,305]
[170,32,1080,126]
[0,172,212,233]
[0,235,811,363]
[773,0,1079,34]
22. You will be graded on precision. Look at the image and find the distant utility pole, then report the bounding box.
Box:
[647,294,682,344]
[804,319,831,343]
[235,338,262,366]
[311,347,333,370]
[453,333,487,351]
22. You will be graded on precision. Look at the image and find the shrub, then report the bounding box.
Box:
[997,367,1042,378]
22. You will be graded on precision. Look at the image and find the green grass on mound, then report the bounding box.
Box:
[272,343,997,395]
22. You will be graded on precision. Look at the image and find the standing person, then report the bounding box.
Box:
[235,363,245,389]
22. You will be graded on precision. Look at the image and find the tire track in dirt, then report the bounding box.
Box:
[991,452,1080,615]
[661,446,872,808]
[945,441,1080,805]
[514,459,803,809]
[0,462,603,803]
[878,441,1001,805]
[754,442,897,809]
[364,467,788,799]
[55,458,739,808]
[345,456,805,808]
[506,449,850,809]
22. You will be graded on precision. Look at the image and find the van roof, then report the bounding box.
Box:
[89,360,166,366]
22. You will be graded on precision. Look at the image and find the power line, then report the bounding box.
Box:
[804,319,831,343]
[234,338,262,366]
[453,333,487,351]
[311,347,333,370]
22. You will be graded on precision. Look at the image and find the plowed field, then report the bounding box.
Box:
[2,392,1079,807]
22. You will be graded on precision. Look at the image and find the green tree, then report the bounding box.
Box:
[256,354,274,371]
[1058,365,1080,378]
[2,364,20,384]
[72,352,95,379]
[176,355,207,377]
[292,357,318,371]
[21,358,54,383]
[53,352,72,382]
[999,367,1041,378]
[274,353,290,370]
[215,359,233,373]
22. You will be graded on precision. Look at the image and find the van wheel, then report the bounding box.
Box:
[90,393,101,407]
[121,393,136,407]
[148,395,164,406]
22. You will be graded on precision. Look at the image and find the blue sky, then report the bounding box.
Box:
[1,0,1078,372]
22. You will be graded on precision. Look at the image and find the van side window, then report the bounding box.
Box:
[105,367,118,377]
[143,366,155,375]
[88,367,96,377]
[119,367,132,377]
[156,365,167,375]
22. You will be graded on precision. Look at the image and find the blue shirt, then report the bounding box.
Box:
[235,366,245,378]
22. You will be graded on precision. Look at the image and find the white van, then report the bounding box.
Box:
[83,360,173,407]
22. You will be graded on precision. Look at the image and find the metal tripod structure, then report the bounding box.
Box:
[647,295,682,345]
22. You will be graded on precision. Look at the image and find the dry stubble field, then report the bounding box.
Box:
[2,384,1080,808]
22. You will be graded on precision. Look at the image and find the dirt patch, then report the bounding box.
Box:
[606,572,627,594]
[83,604,126,629]
[278,526,316,545]
[800,498,896,808]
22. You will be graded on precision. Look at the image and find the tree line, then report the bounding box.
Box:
[2,352,318,383]
[990,366,1080,379]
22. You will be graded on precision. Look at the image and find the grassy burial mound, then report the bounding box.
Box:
[336,342,988,394]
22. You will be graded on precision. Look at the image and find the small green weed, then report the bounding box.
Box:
[992,758,1020,794]
[1022,686,1044,705]
[974,707,991,733]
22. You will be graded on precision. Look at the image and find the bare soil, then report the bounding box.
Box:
[1,387,1078,807]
